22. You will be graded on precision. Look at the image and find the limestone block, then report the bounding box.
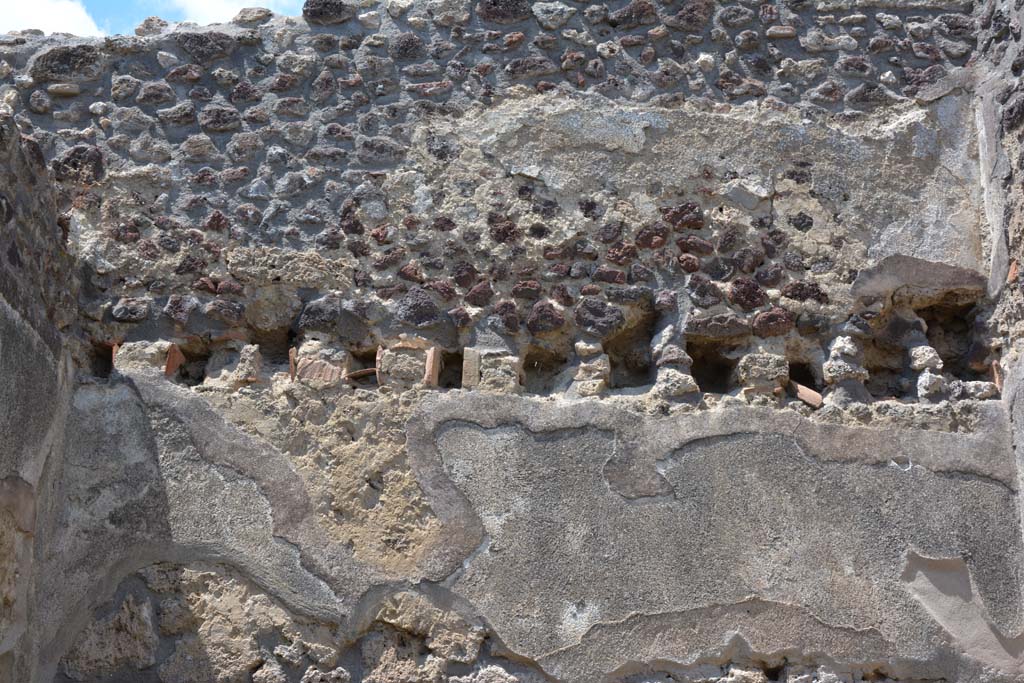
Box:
[62,596,158,680]
[653,367,700,397]
[908,345,943,371]
[294,340,352,389]
[205,344,264,388]
[114,340,172,371]
[463,348,523,393]
[377,337,441,389]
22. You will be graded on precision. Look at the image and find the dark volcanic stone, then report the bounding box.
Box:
[752,306,795,337]
[465,281,495,306]
[704,257,734,282]
[30,45,101,82]
[635,223,668,249]
[477,0,531,23]
[654,289,677,312]
[489,215,519,244]
[781,280,829,303]
[303,0,357,24]
[788,212,814,232]
[205,299,245,325]
[493,300,519,333]
[526,301,565,334]
[505,54,558,79]
[452,262,478,288]
[728,277,768,311]
[111,297,150,323]
[677,235,714,255]
[163,295,198,325]
[0,194,12,225]
[356,137,406,164]
[1003,96,1024,132]
[733,247,764,273]
[52,145,104,184]
[608,0,658,28]
[390,32,426,60]
[175,32,234,64]
[717,5,754,27]
[297,294,342,331]
[574,296,625,337]
[678,253,700,273]
[684,312,750,339]
[594,265,627,284]
[512,280,543,300]
[396,287,443,326]
[663,202,704,230]
[667,0,714,32]
[598,221,624,244]
[199,105,241,132]
[755,263,785,287]
[687,273,721,307]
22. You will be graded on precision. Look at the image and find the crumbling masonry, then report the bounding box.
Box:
[4,0,1024,680]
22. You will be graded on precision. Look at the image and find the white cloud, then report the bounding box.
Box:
[168,0,303,25]
[0,0,104,36]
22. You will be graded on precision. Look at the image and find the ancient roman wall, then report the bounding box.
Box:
[1,0,1024,680]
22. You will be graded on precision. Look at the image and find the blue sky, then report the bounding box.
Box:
[1,0,304,37]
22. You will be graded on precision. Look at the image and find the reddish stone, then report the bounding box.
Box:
[663,202,704,230]
[728,277,768,311]
[678,253,700,273]
[204,210,229,232]
[465,280,494,306]
[494,300,519,333]
[433,216,456,231]
[399,262,425,283]
[512,279,542,299]
[526,300,565,334]
[551,283,574,306]
[635,223,668,249]
[677,235,714,255]
[488,213,519,243]
[606,242,638,265]
[452,261,479,288]
[752,306,795,337]
[370,225,393,244]
[216,280,243,295]
[781,280,829,304]
[425,279,457,300]
[594,265,627,284]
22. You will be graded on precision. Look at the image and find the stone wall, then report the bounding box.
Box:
[0,114,76,679]
[1,0,1024,680]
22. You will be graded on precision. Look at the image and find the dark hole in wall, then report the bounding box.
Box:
[687,339,737,394]
[176,345,210,386]
[89,341,113,378]
[788,361,818,389]
[252,326,294,365]
[349,347,379,385]
[603,315,656,389]
[861,336,907,399]
[863,361,905,399]
[762,663,785,682]
[439,350,464,389]
[917,302,989,380]
[521,346,568,394]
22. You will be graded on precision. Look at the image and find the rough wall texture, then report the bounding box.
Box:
[3,0,1024,680]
